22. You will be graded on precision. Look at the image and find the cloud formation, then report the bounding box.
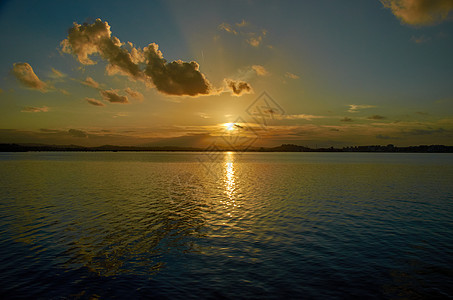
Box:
[125,88,144,101]
[12,63,47,92]
[368,115,386,120]
[68,129,87,138]
[282,114,327,120]
[100,89,129,103]
[144,43,213,96]
[411,35,431,43]
[85,97,105,106]
[21,106,49,113]
[83,77,100,89]
[61,19,220,97]
[340,117,353,122]
[51,68,65,78]
[285,72,299,79]
[252,65,269,76]
[219,23,238,35]
[218,21,268,48]
[225,79,253,96]
[381,0,453,25]
[348,104,376,113]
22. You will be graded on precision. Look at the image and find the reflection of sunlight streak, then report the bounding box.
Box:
[224,152,236,207]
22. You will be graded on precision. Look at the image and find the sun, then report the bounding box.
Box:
[224,123,235,131]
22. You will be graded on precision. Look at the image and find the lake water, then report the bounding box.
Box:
[0,152,452,299]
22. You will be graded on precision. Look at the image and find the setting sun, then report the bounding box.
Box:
[224,123,235,131]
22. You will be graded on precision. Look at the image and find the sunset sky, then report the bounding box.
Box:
[1,0,452,148]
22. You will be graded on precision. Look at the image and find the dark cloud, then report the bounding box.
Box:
[100,89,128,103]
[368,115,386,120]
[225,79,253,96]
[144,43,213,96]
[61,19,222,97]
[381,0,453,25]
[68,129,87,138]
[12,63,47,91]
[85,97,105,106]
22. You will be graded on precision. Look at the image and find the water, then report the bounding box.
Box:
[0,152,452,299]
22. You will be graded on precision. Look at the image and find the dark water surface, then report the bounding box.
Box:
[1,152,452,299]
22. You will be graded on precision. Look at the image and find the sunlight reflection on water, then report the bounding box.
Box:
[0,152,452,299]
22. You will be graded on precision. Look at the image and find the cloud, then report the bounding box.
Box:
[61,19,255,97]
[100,89,129,103]
[282,114,327,120]
[51,68,65,78]
[247,36,262,47]
[404,127,446,135]
[376,134,400,140]
[68,129,87,138]
[236,20,249,27]
[368,115,386,120]
[411,35,431,43]
[251,65,269,76]
[218,23,238,34]
[285,72,299,79]
[246,29,267,47]
[12,62,47,92]
[60,89,70,95]
[340,117,353,122]
[61,19,218,97]
[224,79,253,96]
[21,106,49,113]
[113,112,128,118]
[381,0,453,26]
[61,19,144,80]
[83,77,100,89]
[197,112,211,119]
[218,21,267,48]
[85,97,105,106]
[125,88,144,101]
[348,104,376,113]
[143,43,213,96]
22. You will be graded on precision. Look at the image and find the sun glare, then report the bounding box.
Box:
[225,123,235,131]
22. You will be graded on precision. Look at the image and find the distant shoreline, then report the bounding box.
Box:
[1,143,453,153]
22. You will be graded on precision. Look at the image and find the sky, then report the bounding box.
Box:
[0,0,452,148]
